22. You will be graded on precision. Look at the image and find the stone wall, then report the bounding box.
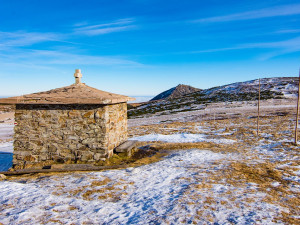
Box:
[13,103,127,169]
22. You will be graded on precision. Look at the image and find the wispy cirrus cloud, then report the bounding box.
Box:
[73,18,136,36]
[239,36,300,49]
[174,36,300,61]
[242,36,300,60]
[0,31,62,48]
[0,18,137,49]
[31,50,142,66]
[192,4,300,23]
[0,18,141,68]
[0,49,142,67]
[275,29,300,34]
[210,36,300,60]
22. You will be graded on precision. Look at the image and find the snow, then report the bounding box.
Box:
[0,123,14,154]
[0,141,13,153]
[0,149,285,224]
[128,98,297,127]
[129,133,236,144]
[0,96,298,223]
[0,123,14,140]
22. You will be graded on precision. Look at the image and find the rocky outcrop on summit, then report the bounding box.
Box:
[128,77,299,119]
[203,77,299,99]
[151,84,200,101]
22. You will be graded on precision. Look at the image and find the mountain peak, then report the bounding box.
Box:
[151,84,201,101]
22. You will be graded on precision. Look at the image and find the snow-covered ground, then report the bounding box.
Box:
[0,149,286,224]
[0,123,14,142]
[128,99,297,127]
[0,103,299,224]
[0,141,13,154]
[129,133,236,144]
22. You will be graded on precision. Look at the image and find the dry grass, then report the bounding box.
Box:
[229,162,285,185]
[227,162,299,224]
[4,112,299,224]
[90,177,111,186]
[128,115,299,224]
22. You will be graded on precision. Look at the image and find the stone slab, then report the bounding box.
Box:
[115,140,138,153]
[0,165,128,176]
[51,164,99,170]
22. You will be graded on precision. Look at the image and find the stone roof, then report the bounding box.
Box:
[0,70,135,105]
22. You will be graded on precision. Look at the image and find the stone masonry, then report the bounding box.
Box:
[0,69,134,170]
[13,103,127,169]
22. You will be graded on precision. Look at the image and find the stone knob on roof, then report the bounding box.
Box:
[74,69,83,84]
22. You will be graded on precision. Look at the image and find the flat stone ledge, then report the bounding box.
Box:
[0,164,128,176]
[51,164,99,170]
[115,140,138,153]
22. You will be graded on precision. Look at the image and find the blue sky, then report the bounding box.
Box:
[0,0,299,96]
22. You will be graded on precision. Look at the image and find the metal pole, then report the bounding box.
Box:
[295,69,300,145]
[257,78,261,136]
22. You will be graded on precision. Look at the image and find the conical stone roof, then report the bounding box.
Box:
[0,69,135,105]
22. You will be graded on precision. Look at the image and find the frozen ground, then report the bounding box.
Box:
[129,133,236,144]
[128,99,297,127]
[0,141,13,154]
[0,124,14,141]
[0,149,287,224]
[0,101,299,224]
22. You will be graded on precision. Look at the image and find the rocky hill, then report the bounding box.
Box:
[128,77,299,118]
[151,84,200,101]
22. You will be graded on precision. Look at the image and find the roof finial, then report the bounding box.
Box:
[74,69,82,85]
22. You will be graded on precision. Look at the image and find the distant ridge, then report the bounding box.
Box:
[128,77,299,119]
[151,84,200,101]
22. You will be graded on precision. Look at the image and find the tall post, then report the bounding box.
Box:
[257,78,261,136]
[295,69,300,145]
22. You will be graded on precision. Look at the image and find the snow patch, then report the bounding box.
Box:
[129,133,236,144]
[0,141,13,153]
[0,150,225,224]
[0,149,283,224]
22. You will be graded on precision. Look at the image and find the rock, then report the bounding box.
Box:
[0,174,7,181]
[115,140,138,153]
[151,84,200,101]
[94,152,106,161]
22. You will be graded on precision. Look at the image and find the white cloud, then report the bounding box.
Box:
[0,49,142,67]
[186,47,247,54]
[76,18,134,30]
[275,29,300,34]
[0,18,137,49]
[0,31,62,48]
[177,36,300,60]
[240,36,300,49]
[247,36,300,60]
[0,18,141,68]
[193,4,300,23]
[73,18,136,36]
[76,25,135,36]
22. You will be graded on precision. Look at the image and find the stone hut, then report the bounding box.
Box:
[0,69,134,169]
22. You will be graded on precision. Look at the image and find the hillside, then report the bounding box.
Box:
[128,77,299,118]
[150,84,201,101]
